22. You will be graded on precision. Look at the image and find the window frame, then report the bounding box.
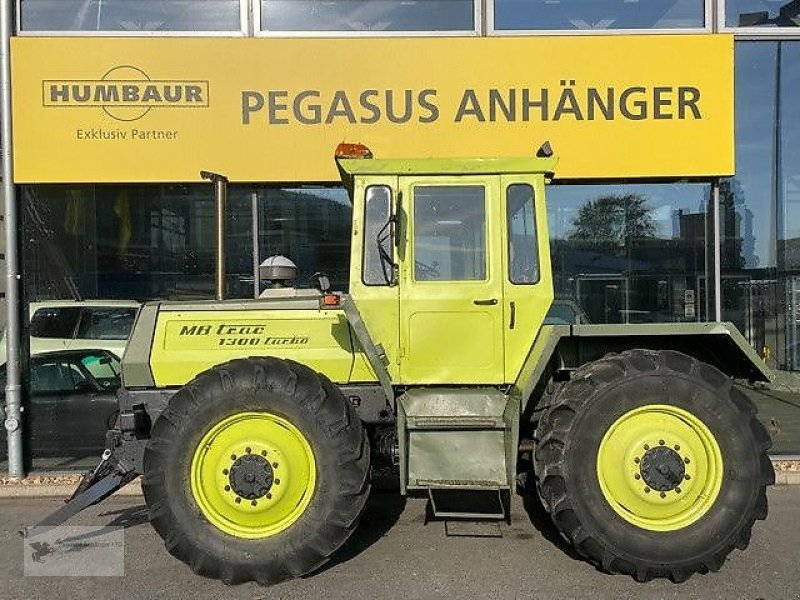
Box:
[16,0,250,36]
[487,0,713,35]
[254,0,481,37]
[506,182,540,286]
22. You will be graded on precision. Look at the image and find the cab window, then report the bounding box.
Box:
[507,184,539,284]
[413,185,486,281]
[362,185,393,286]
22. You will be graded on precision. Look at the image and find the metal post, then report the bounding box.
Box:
[1,0,24,479]
[200,171,228,301]
[215,178,227,301]
[712,182,722,323]
[251,191,260,299]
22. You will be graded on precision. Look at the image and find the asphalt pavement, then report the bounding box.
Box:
[1,486,798,600]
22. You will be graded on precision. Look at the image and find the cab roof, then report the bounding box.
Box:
[337,155,558,179]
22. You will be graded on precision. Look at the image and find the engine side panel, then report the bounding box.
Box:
[149,308,360,387]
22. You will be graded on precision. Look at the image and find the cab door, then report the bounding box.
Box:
[398,176,505,384]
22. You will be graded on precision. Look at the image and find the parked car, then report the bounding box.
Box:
[0,300,140,365]
[0,348,121,459]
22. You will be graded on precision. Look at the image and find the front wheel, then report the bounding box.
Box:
[142,357,370,585]
[534,349,773,582]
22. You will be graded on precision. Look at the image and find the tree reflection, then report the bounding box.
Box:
[568,194,656,245]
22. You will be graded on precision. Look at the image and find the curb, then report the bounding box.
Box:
[0,476,142,498]
[0,458,798,498]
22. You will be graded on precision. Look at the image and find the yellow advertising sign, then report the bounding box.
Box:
[11,35,733,183]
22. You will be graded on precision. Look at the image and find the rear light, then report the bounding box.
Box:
[322,294,341,308]
[335,142,373,159]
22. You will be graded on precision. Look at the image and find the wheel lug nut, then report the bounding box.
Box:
[675,487,682,494]
[634,474,640,480]
[251,500,257,506]
[223,469,228,475]
[643,444,650,450]
[246,447,252,454]
[230,454,237,461]
[224,485,230,491]
[272,462,279,469]
[674,445,680,451]
[274,478,280,485]
[235,497,242,504]
[261,450,267,456]
[685,474,691,480]
[684,457,691,464]
[659,440,665,445]
[660,492,666,498]
[266,493,272,499]
[634,457,640,464]
[644,487,651,493]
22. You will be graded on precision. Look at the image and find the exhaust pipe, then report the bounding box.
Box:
[200,171,228,301]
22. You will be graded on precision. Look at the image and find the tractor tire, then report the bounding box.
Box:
[141,357,370,585]
[533,349,773,583]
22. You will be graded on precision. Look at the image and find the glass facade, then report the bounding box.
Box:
[7,2,800,470]
[260,0,474,32]
[722,41,800,372]
[23,184,351,303]
[494,0,705,31]
[19,0,243,32]
[548,183,712,325]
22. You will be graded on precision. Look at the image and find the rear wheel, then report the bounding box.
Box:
[534,349,773,582]
[142,357,370,585]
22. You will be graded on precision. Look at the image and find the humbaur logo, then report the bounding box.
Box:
[42,65,209,122]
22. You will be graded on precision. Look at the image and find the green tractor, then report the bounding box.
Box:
[34,142,773,584]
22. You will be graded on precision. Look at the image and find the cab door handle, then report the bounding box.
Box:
[473,298,498,306]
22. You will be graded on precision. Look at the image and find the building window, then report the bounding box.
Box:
[725,0,800,28]
[722,41,800,373]
[18,0,244,33]
[259,0,476,33]
[546,182,712,326]
[492,0,705,31]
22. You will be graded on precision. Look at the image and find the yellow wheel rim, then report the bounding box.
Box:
[190,412,316,539]
[596,404,723,532]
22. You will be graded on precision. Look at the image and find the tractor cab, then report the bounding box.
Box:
[336,143,557,386]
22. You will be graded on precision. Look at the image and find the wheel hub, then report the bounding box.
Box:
[639,446,686,492]
[228,454,274,500]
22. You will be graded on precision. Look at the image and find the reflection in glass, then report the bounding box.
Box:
[20,0,242,32]
[255,187,352,291]
[494,0,704,30]
[722,42,800,372]
[261,0,474,31]
[547,183,711,325]
[726,0,800,27]
[23,183,255,301]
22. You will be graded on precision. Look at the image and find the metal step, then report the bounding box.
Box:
[428,486,507,521]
